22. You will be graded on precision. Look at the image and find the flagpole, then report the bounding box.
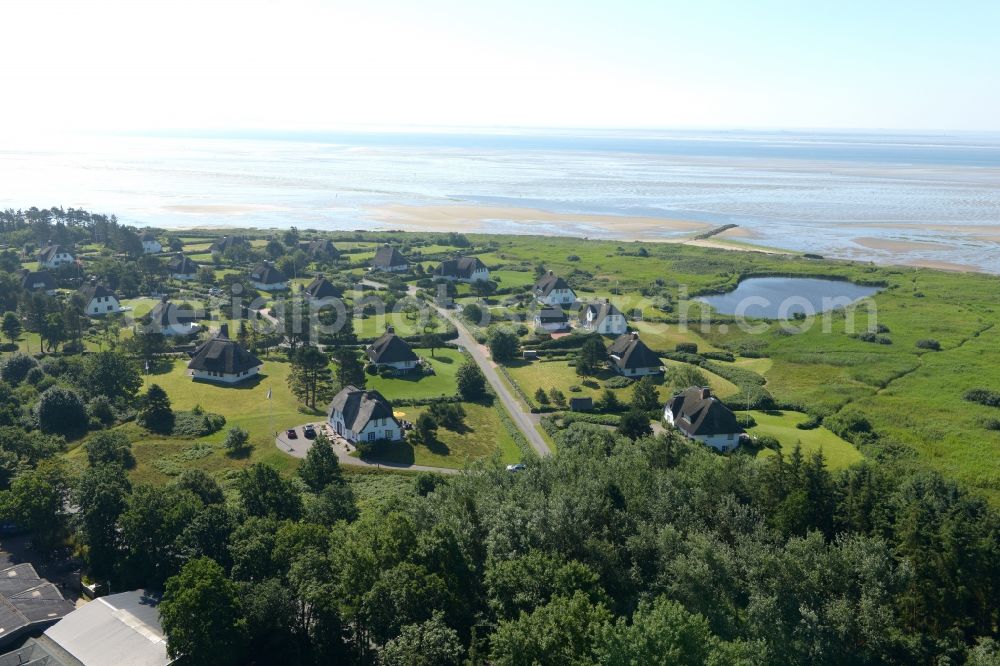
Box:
[267,386,274,437]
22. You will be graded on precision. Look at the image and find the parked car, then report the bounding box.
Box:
[506,464,526,472]
[303,425,317,439]
[285,429,298,440]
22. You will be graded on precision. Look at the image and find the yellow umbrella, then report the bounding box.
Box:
[393,410,406,418]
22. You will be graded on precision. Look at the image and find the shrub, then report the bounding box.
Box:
[825,409,873,442]
[582,379,600,389]
[365,363,378,375]
[675,342,698,354]
[85,431,134,468]
[0,353,38,385]
[980,418,1000,431]
[24,367,45,386]
[534,387,549,405]
[702,351,735,362]
[603,376,634,389]
[223,426,251,453]
[796,414,822,430]
[427,401,466,430]
[138,384,174,434]
[172,411,227,437]
[915,339,941,351]
[853,331,892,345]
[87,396,117,427]
[754,434,780,450]
[566,254,580,262]
[964,388,1000,408]
[735,413,757,429]
[568,385,582,393]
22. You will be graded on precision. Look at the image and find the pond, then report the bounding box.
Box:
[698,277,880,319]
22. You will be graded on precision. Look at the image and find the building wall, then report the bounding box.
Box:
[373,359,418,372]
[42,253,73,268]
[535,319,568,332]
[189,366,260,384]
[142,241,162,254]
[597,315,628,335]
[663,408,740,452]
[252,281,288,291]
[538,288,576,306]
[85,297,121,316]
[171,272,196,281]
[615,363,660,377]
[329,411,403,442]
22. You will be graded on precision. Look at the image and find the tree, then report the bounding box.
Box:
[631,376,661,412]
[486,327,520,364]
[41,312,66,352]
[665,364,708,393]
[456,360,487,401]
[84,351,142,402]
[331,347,366,389]
[472,280,497,298]
[1,312,21,345]
[380,612,464,666]
[35,385,87,436]
[413,413,438,444]
[0,460,70,553]
[427,402,465,431]
[138,384,174,433]
[461,303,485,326]
[618,409,653,440]
[576,337,607,376]
[288,346,334,410]
[174,469,225,505]
[298,433,343,491]
[596,389,622,413]
[161,557,245,666]
[421,332,443,358]
[549,387,567,409]
[534,387,550,405]
[490,592,613,666]
[223,426,250,453]
[127,329,167,365]
[236,463,302,520]
[601,596,716,665]
[74,463,131,581]
[85,430,135,468]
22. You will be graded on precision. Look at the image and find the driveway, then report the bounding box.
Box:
[431,303,551,457]
[275,422,459,474]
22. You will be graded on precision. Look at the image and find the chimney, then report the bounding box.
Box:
[700,387,712,399]
[161,295,169,303]
[605,298,610,304]
[632,332,639,341]
[548,270,554,276]
[386,325,395,335]
[219,324,230,339]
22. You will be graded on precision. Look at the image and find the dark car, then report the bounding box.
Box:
[285,429,298,440]
[303,425,317,439]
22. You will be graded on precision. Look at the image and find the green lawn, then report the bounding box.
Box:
[356,402,520,469]
[367,348,464,400]
[505,359,656,405]
[355,312,439,340]
[122,358,313,484]
[748,409,863,470]
[631,320,722,354]
[663,359,739,398]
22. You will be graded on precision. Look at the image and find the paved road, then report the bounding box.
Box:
[276,423,459,474]
[352,279,550,457]
[431,302,551,457]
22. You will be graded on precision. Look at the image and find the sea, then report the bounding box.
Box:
[1,128,998,272]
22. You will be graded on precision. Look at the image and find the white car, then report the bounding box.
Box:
[506,464,526,472]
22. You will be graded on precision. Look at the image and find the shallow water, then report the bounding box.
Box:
[1,128,998,271]
[697,277,881,318]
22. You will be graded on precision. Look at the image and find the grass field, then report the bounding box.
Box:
[748,409,863,470]
[356,401,520,469]
[120,358,312,484]
[367,348,464,399]
[663,359,740,398]
[505,359,653,405]
[355,312,439,340]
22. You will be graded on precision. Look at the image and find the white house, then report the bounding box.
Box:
[145,298,200,336]
[534,306,570,332]
[663,386,744,452]
[249,262,289,291]
[38,245,74,269]
[366,326,419,372]
[607,332,662,377]
[167,253,200,280]
[579,299,628,335]
[186,324,263,384]
[433,256,490,283]
[328,385,403,443]
[141,233,162,254]
[533,271,576,306]
[78,283,123,317]
[371,244,409,273]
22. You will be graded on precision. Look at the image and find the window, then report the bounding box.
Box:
[367,432,375,442]
[384,430,393,440]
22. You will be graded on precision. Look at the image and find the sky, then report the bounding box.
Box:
[1,0,998,134]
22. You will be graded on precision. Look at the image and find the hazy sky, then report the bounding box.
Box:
[3,0,998,133]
